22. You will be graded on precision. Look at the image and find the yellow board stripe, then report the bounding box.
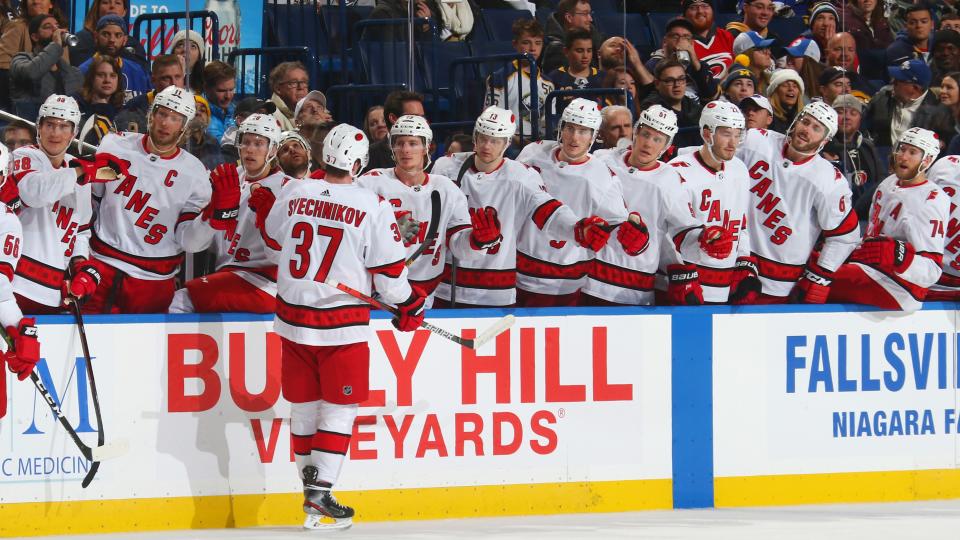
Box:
[715,469,960,507]
[0,479,672,537]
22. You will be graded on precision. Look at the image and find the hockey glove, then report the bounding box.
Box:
[851,237,915,274]
[70,152,129,185]
[248,185,277,232]
[469,206,502,250]
[392,289,426,332]
[63,258,101,302]
[0,176,21,215]
[5,318,38,380]
[728,256,761,305]
[616,212,650,256]
[574,216,612,251]
[789,263,834,304]
[395,210,422,246]
[666,263,704,305]
[699,225,733,260]
[205,163,241,237]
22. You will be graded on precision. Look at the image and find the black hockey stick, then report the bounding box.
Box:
[405,189,441,267]
[66,296,108,488]
[450,154,477,308]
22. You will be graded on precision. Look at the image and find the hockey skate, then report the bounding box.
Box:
[302,466,354,531]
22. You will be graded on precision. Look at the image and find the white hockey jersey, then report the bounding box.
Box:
[515,141,627,296]
[431,152,584,306]
[584,154,705,305]
[668,149,752,303]
[856,174,949,309]
[357,169,473,296]
[736,129,860,297]
[263,178,412,346]
[0,204,24,327]
[484,61,554,139]
[91,133,212,280]
[9,146,92,306]
[924,156,960,294]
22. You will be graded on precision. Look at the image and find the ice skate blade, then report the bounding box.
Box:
[303,514,352,531]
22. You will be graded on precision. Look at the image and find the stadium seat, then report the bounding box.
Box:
[715,12,739,29]
[480,9,533,42]
[594,13,655,48]
[767,16,806,45]
[356,40,428,89]
[322,5,374,52]
[591,0,618,13]
[420,41,472,94]
[647,12,675,45]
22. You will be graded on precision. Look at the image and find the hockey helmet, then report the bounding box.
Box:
[474,106,517,140]
[323,123,369,174]
[151,85,197,125]
[698,100,745,142]
[390,115,432,147]
[37,94,81,134]
[237,113,282,149]
[789,100,838,142]
[0,143,9,177]
[897,127,940,173]
[279,130,312,155]
[635,105,679,149]
[558,98,602,148]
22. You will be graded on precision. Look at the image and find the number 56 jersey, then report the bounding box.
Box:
[263,179,412,346]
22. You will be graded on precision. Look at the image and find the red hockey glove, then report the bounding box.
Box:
[470,206,502,250]
[666,263,704,305]
[699,225,733,260]
[728,256,761,305]
[392,289,426,332]
[395,210,422,246]
[574,216,611,251]
[0,176,21,215]
[63,258,101,302]
[789,263,834,304]
[851,237,916,274]
[5,318,38,380]
[205,163,241,237]
[70,152,130,185]
[248,185,277,232]
[616,212,650,256]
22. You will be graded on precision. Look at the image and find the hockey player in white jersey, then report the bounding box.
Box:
[828,128,949,311]
[168,113,288,313]
[358,115,489,300]
[515,98,629,306]
[261,124,424,530]
[735,100,860,304]
[923,154,960,300]
[83,85,240,313]
[667,101,749,304]
[431,106,615,308]
[7,95,120,314]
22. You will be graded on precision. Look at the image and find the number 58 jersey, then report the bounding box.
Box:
[263,179,413,346]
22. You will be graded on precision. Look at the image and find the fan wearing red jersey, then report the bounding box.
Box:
[430,106,614,308]
[828,128,949,311]
[735,101,860,304]
[923,155,960,300]
[168,113,288,314]
[261,124,424,531]
[81,86,240,313]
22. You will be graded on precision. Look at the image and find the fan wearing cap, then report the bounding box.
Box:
[681,0,735,80]
[82,86,240,313]
[863,58,953,147]
[722,65,756,106]
[821,94,886,223]
[827,127,948,311]
[644,17,721,103]
[168,114,288,314]
[801,1,838,53]
[817,66,852,105]
[734,101,860,304]
[886,4,934,66]
[77,15,150,97]
[839,0,893,52]
[294,90,333,129]
[431,106,614,308]
[922,153,960,300]
[641,60,705,149]
[732,31,774,94]
[740,93,773,129]
[514,98,627,306]
[277,131,312,179]
[666,101,751,304]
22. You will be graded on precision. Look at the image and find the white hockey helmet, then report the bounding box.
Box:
[389,115,432,170]
[279,130,312,154]
[0,142,9,177]
[237,113,282,149]
[788,100,838,142]
[37,94,81,134]
[558,98,602,148]
[635,104,679,149]
[897,127,941,173]
[474,106,517,140]
[151,85,197,125]
[699,100,746,142]
[323,123,369,174]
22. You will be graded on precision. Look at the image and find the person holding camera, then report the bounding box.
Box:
[645,17,720,104]
[9,14,82,119]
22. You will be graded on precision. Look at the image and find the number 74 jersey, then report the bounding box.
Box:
[263,178,412,346]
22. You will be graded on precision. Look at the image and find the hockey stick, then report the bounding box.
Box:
[450,154,476,308]
[325,279,514,350]
[404,190,441,267]
[0,109,99,153]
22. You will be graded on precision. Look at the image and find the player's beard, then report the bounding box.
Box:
[789,133,822,155]
[149,128,181,151]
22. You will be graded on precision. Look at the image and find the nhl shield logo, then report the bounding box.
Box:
[343,385,353,396]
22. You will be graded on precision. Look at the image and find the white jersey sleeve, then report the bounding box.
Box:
[0,207,23,327]
[815,171,860,272]
[927,156,960,285]
[12,146,81,207]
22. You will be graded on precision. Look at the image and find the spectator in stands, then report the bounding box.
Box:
[181,97,223,169]
[726,0,778,44]
[484,19,554,140]
[681,0,734,80]
[277,131,312,179]
[821,94,885,224]
[602,67,636,109]
[268,61,309,132]
[71,0,148,69]
[765,69,804,133]
[722,66,756,105]
[541,0,603,75]
[943,14,960,34]
[74,54,124,143]
[443,132,473,155]
[939,72,960,155]
[547,29,604,114]
[0,0,67,109]
[122,54,185,114]
[204,61,236,143]
[732,31,773,95]
[294,90,333,128]
[644,18,720,102]
[363,105,388,143]
[9,15,82,119]
[739,93,773,130]
[436,0,475,41]
[170,29,205,93]
[886,4,934,66]
[825,32,875,100]
[366,0,444,41]
[641,59,701,148]
[365,90,425,171]
[78,15,150,101]
[3,119,35,150]
[863,58,953,147]
[784,37,824,101]
[931,30,960,87]
[803,2,838,55]
[818,67,852,105]
[221,96,276,162]
[840,0,893,52]
[596,105,632,149]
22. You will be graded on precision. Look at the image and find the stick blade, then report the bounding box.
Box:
[90,438,129,461]
[472,315,516,349]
